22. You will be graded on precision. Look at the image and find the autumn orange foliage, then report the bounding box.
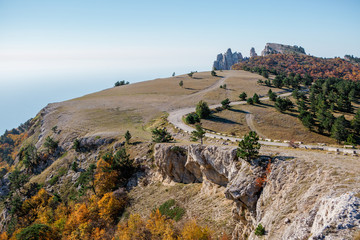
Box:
[255,160,272,188]
[233,54,360,81]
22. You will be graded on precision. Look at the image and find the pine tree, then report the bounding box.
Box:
[331,115,349,143]
[152,128,173,143]
[221,98,231,109]
[237,131,261,162]
[253,93,260,104]
[247,97,254,105]
[191,124,206,144]
[352,109,360,134]
[239,92,247,101]
[124,130,132,144]
[196,100,211,119]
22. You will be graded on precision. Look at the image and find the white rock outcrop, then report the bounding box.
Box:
[154,144,360,240]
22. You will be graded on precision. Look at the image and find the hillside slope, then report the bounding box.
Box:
[0,70,359,239]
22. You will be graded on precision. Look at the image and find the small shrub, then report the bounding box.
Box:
[170,146,187,156]
[72,139,81,152]
[114,80,129,87]
[49,175,59,186]
[254,223,265,236]
[44,136,58,153]
[158,199,185,221]
[71,161,78,172]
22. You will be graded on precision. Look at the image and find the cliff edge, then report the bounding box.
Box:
[154,144,360,240]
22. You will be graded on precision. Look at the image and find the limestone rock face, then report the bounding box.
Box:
[250,47,257,57]
[154,143,360,240]
[261,43,306,56]
[213,48,243,70]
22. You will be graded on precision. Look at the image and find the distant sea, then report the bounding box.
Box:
[0,68,190,135]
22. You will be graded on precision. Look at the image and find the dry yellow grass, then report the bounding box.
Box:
[42,70,262,142]
[202,71,271,102]
[201,107,250,137]
[202,99,337,144]
[126,182,235,237]
[248,101,337,144]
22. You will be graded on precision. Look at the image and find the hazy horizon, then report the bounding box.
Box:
[1,0,359,134]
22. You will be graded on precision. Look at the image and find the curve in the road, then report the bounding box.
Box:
[168,90,360,154]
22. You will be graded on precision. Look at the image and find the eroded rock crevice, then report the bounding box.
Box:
[154,143,360,240]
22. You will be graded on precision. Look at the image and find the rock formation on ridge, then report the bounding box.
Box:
[261,43,306,56]
[213,48,243,70]
[250,47,257,57]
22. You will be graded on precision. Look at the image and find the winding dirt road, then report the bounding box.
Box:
[167,80,360,154]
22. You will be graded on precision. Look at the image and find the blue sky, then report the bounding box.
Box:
[0,0,359,133]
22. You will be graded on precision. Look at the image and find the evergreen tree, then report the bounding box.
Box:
[124,130,132,144]
[44,136,58,154]
[152,128,173,143]
[237,131,261,162]
[185,113,200,124]
[352,109,360,134]
[221,98,231,109]
[196,100,211,119]
[269,92,277,101]
[275,97,293,112]
[179,80,183,88]
[262,71,269,79]
[191,124,206,144]
[272,76,283,88]
[239,92,247,101]
[253,93,260,104]
[247,97,254,105]
[331,115,349,143]
[301,113,315,130]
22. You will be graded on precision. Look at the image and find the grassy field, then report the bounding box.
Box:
[202,71,272,102]
[201,108,250,137]
[201,99,339,145]
[41,70,268,144]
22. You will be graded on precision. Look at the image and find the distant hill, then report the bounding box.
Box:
[233,53,360,81]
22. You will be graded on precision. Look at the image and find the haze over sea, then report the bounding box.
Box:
[0,62,211,134]
[1,0,359,134]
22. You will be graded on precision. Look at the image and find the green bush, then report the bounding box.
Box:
[152,127,173,143]
[158,199,185,222]
[49,175,59,186]
[255,223,265,236]
[71,161,78,172]
[72,139,81,152]
[247,97,254,105]
[185,113,200,124]
[16,224,59,240]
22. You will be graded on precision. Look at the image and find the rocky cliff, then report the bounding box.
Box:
[213,48,243,70]
[154,144,360,240]
[261,43,306,56]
